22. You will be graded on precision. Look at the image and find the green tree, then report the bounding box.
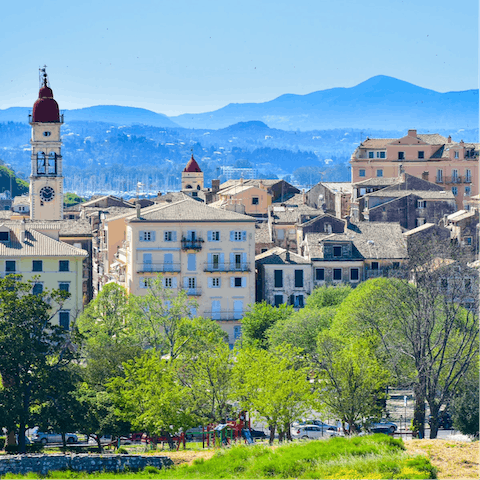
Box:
[451,369,479,437]
[0,275,72,453]
[241,302,293,350]
[305,284,352,310]
[233,346,311,443]
[315,333,389,434]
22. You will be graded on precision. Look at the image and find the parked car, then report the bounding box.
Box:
[31,430,78,444]
[249,429,268,440]
[368,419,397,433]
[291,425,338,440]
[294,420,338,432]
[429,411,452,430]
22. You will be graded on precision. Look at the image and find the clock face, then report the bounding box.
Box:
[39,186,55,202]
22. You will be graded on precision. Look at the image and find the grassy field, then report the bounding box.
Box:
[405,440,478,479]
[2,435,437,479]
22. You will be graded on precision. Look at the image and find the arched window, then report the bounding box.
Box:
[47,152,57,174]
[37,152,46,174]
[197,184,201,190]
[185,184,193,189]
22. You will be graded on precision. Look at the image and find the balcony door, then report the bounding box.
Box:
[143,253,152,272]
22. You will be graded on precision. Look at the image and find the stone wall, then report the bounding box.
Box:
[0,454,173,476]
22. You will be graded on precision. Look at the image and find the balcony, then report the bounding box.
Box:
[137,263,181,273]
[185,287,202,296]
[445,176,463,184]
[181,238,204,251]
[203,310,244,321]
[203,262,251,272]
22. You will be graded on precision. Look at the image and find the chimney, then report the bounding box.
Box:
[211,179,220,193]
[136,203,141,219]
[239,177,244,185]
[20,218,26,243]
[344,215,351,232]
[422,171,429,181]
[408,129,417,137]
[157,191,162,197]
[447,135,452,143]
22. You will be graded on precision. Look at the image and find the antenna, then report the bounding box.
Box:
[39,65,48,88]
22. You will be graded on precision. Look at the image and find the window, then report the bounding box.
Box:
[32,260,43,272]
[252,197,259,205]
[274,269,283,288]
[294,295,304,308]
[274,294,283,307]
[316,268,325,281]
[350,268,359,281]
[333,268,342,281]
[212,254,220,270]
[208,231,220,242]
[231,277,246,288]
[368,151,374,159]
[140,231,155,242]
[376,169,383,177]
[465,237,472,246]
[417,200,426,209]
[379,151,386,159]
[277,229,285,240]
[139,278,151,289]
[452,187,458,196]
[59,282,70,293]
[371,261,379,270]
[234,325,242,340]
[452,169,458,182]
[212,277,220,288]
[465,186,471,196]
[359,169,366,177]
[436,169,443,182]
[164,277,173,288]
[43,131,51,137]
[324,223,332,234]
[191,191,198,197]
[295,269,304,288]
[231,230,246,241]
[59,311,70,330]
[5,261,15,272]
[333,246,342,257]
[187,253,196,271]
[465,169,472,182]
[398,152,405,160]
[416,218,426,227]
[454,151,459,159]
[33,283,43,295]
[164,231,176,242]
[418,151,424,159]
[59,260,69,272]
[188,277,196,289]
[0,231,8,241]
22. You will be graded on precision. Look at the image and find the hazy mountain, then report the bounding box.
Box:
[172,76,479,131]
[0,105,179,128]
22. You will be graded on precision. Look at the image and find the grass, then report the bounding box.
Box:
[1,435,437,479]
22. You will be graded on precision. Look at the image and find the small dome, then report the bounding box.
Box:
[32,84,59,123]
[183,155,202,173]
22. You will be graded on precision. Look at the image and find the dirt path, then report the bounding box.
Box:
[405,439,479,479]
[157,449,216,466]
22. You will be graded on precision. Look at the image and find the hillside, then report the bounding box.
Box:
[0,164,29,197]
[172,75,479,131]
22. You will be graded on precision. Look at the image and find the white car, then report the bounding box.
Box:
[291,425,338,440]
[31,430,78,444]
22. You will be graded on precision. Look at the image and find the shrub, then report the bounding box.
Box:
[143,466,161,474]
[117,447,129,455]
[0,436,5,450]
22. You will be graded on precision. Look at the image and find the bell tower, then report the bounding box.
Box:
[29,67,64,221]
[181,154,204,193]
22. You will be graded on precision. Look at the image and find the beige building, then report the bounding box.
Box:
[350,129,478,210]
[212,183,272,216]
[112,199,256,346]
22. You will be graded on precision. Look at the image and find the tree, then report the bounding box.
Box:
[76,283,141,388]
[129,275,208,359]
[0,275,73,453]
[305,284,352,310]
[451,369,479,438]
[240,302,293,349]
[314,333,389,435]
[233,346,311,443]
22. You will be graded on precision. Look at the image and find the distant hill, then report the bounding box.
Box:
[171,75,479,131]
[0,105,179,128]
[0,164,29,197]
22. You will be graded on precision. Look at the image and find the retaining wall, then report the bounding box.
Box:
[0,454,173,476]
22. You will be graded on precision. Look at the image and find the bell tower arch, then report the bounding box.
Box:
[29,67,64,221]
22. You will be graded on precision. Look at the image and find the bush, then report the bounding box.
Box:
[5,444,44,454]
[117,446,129,454]
[0,436,5,450]
[143,466,161,474]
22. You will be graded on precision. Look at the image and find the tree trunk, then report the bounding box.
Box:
[62,433,67,451]
[278,430,285,443]
[412,383,426,439]
[268,425,276,445]
[286,426,293,442]
[95,435,103,453]
[428,403,440,439]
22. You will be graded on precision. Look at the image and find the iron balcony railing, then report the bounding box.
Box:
[203,262,250,272]
[203,310,244,321]
[137,263,181,273]
[181,238,204,251]
[185,287,202,296]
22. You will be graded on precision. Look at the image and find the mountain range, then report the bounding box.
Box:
[0,76,477,132]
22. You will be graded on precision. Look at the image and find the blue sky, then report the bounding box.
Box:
[1,0,478,116]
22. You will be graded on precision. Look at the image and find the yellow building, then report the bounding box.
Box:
[113,198,256,346]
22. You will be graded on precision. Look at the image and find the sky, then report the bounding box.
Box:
[1,0,478,116]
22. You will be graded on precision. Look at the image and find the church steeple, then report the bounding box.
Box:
[181,154,204,194]
[29,67,64,221]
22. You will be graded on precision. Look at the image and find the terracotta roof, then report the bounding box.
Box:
[183,155,202,173]
[417,134,449,145]
[0,226,88,257]
[255,247,310,265]
[128,199,256,223]
[359,138,396,149]
[80,195,134,209]
[353,177,399,187]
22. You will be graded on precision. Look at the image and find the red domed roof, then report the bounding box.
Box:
[32,83,60,123]
[183,155,202,173]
